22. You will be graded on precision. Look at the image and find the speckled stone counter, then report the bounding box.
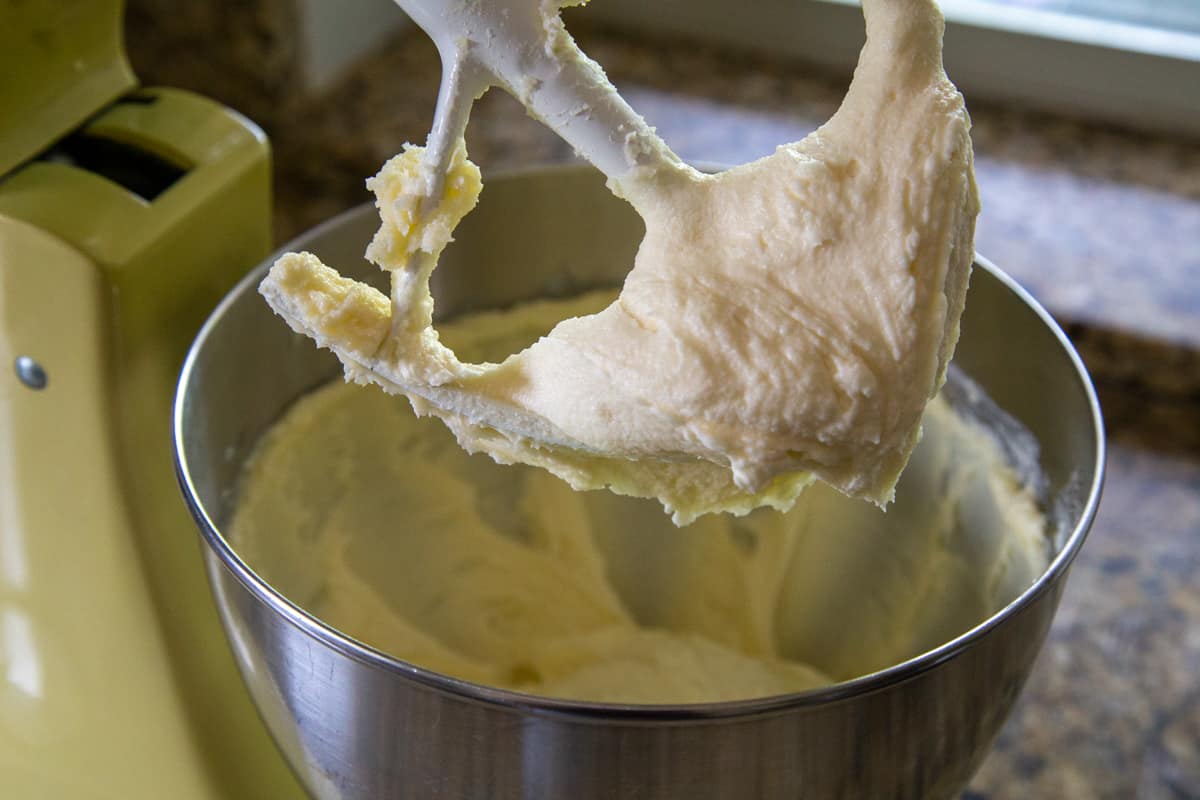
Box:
[129,15,1200,799]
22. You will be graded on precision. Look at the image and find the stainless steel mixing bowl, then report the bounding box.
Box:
[174,165,1104,800]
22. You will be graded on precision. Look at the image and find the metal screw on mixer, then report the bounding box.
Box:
[14,356,48,390]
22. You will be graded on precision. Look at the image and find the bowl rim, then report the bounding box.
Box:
[173,168,1106,723]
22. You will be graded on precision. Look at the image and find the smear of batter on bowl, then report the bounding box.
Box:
[259,0,980,524]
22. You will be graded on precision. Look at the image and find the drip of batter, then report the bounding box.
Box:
[260,0,979,523]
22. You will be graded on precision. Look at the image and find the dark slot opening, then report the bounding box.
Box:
[38,132,187,201]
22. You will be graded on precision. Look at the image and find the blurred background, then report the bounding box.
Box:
[116,1,1198,797]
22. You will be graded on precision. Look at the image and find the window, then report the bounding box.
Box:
[973,0,1200,37]
[587,0,1200,137]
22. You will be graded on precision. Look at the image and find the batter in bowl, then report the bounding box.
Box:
[230,292,1048,704]
[240,0,1017,704]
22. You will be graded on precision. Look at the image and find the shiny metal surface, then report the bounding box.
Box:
[174,165,1105,800]
[13,355,47,389]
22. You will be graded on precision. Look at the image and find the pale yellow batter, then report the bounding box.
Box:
[259,0,979,524]
[231,293,1048,704]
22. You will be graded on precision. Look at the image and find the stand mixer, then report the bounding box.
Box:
[0,1,306,795]
[5,1,1106,797]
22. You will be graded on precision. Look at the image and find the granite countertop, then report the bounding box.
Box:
[130,14,1200,799]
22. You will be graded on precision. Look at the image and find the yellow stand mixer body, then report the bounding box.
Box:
[0,1,306,795]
